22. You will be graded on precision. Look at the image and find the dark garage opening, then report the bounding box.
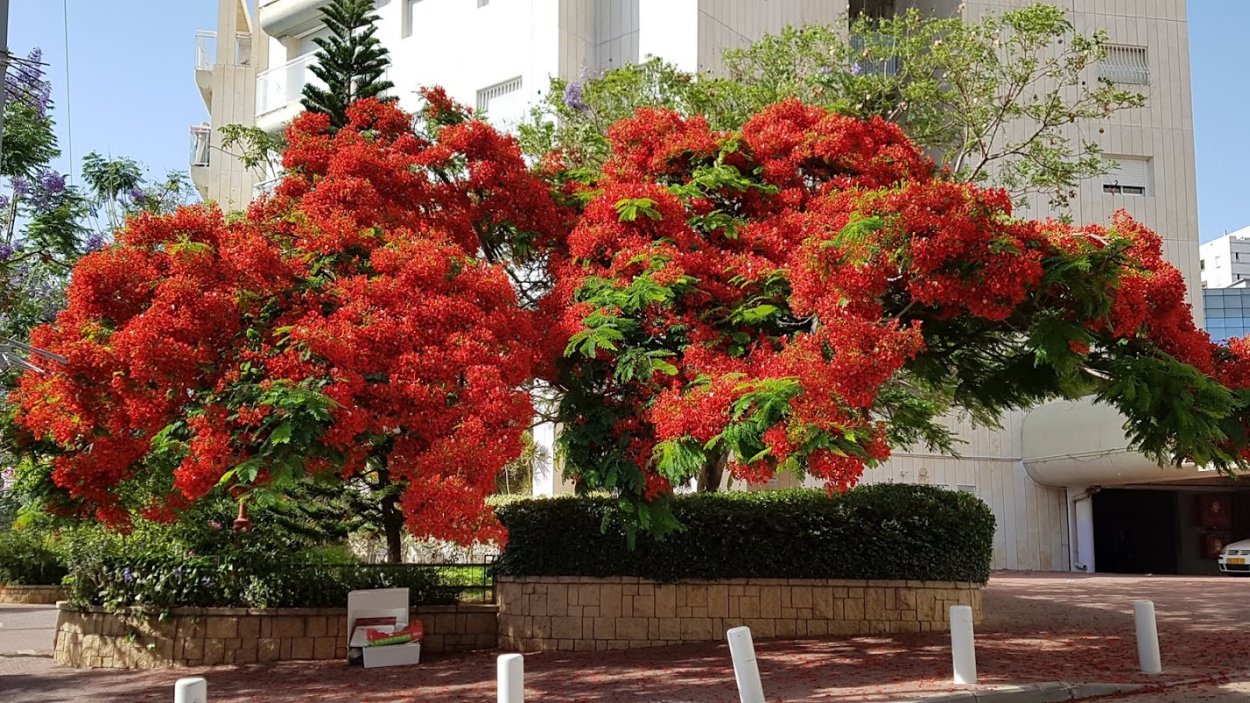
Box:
[1094,489,1179,574]
[1093,487,1250,575]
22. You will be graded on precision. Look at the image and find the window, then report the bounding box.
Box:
[476,76,523,115]
[1099,45,1150,85]
[403,0,421,38]
[1102,156,1149,196]
[849,0,895,21]
[1201,260,1206,270]
[849,33,901,77]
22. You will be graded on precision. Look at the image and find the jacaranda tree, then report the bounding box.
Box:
[547,101,1250,534]
[9,95,560,557]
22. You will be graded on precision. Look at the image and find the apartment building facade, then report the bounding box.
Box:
[1199,229,1250,289]
[192,0,270,209]
[200,0,1233,575]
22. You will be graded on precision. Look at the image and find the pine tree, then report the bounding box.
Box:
[301,0,395,130]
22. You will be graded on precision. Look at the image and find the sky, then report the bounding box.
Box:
[8,1,1250,244]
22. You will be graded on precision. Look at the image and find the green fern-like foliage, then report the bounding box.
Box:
[301,0,396,129]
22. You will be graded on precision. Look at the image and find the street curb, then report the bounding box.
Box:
[895,681,1143,703]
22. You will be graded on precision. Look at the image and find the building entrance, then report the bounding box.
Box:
[1092,487,1250,575]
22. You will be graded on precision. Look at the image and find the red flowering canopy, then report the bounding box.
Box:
[551,99,1250,530]
[12,94,560,543]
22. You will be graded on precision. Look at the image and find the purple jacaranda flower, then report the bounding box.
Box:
[10,177,30,199]
[0,244,15,261]
[83,232,107,253]
[850,63,863,76]
[122,567,134,583]
[27,169,67,210]
[0,195,10,212]
[128,187,147,205]
[38,170,65,195]
[562,81,587,112]
[5,49,52,118]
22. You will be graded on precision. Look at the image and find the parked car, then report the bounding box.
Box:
[1219,539,1250,575]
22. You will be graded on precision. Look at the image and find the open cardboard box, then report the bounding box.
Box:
[347,588,422,668]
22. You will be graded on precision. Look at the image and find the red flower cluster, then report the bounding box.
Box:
[12,97,558,544]
[13,93,1242,536]
[553,98,1230,501]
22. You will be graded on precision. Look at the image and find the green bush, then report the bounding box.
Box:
[495,485,995,583]
[0,530,67,585]
[59,525,455,611]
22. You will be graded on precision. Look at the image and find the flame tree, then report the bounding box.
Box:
[9,95,561,559]
[547,101,1250,533]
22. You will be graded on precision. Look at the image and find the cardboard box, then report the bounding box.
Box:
[347,588,422,669]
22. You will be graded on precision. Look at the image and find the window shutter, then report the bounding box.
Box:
[1103,157,1149,195]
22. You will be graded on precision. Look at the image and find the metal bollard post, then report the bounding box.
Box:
[498,653,524,703]
[173,677,207,703]
[727,626,766,703]
[1134,600,1162,674]
[950,605,978,685]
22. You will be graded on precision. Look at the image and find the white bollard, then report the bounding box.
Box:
[727,626,766,703]
[1134,599,1162,674]
[950,605,978,685]
[173,677,207,703]
[498,653,524,703]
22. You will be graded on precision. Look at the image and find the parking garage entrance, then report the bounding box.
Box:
[1093,485,1250,575]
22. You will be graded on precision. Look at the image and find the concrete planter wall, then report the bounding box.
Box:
[497,576,982,652]
[54,602,498,669]
[0,584,68,604]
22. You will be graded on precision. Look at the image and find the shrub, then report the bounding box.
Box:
[0,529,67,585]
[59,525,455,611]
[495,485,995,583]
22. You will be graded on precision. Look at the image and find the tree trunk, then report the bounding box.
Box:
[375,465,405,564]
[382,498,403,564]
[696,449,728,493]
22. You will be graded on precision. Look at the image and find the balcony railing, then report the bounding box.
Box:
[195,30,253,70]
[253,175,283,198]
[195,31,216,71]
[190,124,212,167]
[256,53,321,116]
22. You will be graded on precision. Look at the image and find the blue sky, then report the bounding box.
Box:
[10,1,1250,243]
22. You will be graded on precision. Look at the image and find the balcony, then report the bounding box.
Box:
[189,124,213,199]
[190,124,212,167]
[256,53,322,133]
[258,0,331,38]
[195,30,253,106]
[253,175,283,199]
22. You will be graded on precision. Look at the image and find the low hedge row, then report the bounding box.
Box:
[495,485,995,583]
[66,554,455,611]
[0,530,67,586]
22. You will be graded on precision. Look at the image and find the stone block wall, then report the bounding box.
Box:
[497,577,981,652]
[0,584,68,604]
[54,602,498,669]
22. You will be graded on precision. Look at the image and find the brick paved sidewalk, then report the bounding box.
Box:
[2,573,1247,703]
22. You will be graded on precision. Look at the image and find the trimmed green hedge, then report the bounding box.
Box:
[0,530,67,586]
[65,555,453,611]
[495,485,995,583]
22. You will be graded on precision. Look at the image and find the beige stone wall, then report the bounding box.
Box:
[54,603,498,669]
[0,585,68,604]
[497,576,982,652]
